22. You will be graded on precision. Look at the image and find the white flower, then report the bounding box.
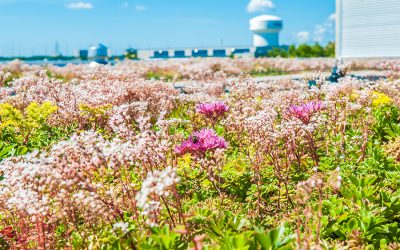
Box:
[135,167,179,226]
[113,222,129,234]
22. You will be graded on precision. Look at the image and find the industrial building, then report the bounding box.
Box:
[250,15,283,57]
[250,15,282,47]
[134,46,255,60]
[336,0,400,58]
[129,15,284,60]
[82,15,285,61]
[77,50,88,60]
[88,43,109,59]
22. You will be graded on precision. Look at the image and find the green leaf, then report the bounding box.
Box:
[0,145,14,158]
[16,146,28,156]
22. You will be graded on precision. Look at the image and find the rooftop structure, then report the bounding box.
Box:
[249,15,283,48]
[88,43,108,58]
[336,0,400,58]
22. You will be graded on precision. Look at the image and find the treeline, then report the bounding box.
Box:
[267,42,335,58]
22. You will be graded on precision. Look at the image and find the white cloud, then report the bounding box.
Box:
[296,31,310,43]
[313,13,335,43]
[135,4,147,11]
[314,25,326,43]
[65,2,93,10]
[247,0,275,13]
[329,13,336,22]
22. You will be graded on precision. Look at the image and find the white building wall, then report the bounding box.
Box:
[137,50,153,59]
[337,0,400,58]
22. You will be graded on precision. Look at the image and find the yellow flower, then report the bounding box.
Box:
[372,91,392,107]
[349,90,360,101]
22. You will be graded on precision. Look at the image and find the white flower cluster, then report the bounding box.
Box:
[6,189,49,221]
[113,221,129,234]
[0,71,11,85]
[136,166,179,226]
[0,131,143,222]
[108,102,149,137]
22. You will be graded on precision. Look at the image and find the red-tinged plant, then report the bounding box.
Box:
[0,226,16,240]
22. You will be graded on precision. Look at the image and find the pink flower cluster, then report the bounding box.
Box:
[196,102,229,119]
[175,129,228,155]
[289,100,325,124]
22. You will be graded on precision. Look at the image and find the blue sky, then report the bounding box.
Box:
[0,0,335,56]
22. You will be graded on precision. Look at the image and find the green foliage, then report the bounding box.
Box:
[205,212,294,250]
[2,74,400,250]
[157,99,400,249]
[79,103,112,130]
[71,231,84,249]
[372,104,399,141]
[321,169,400,248]
[324,42,335,57]
[0,101,57,143]
[0,235,9,250]
[142,225,186,250]
[145,70,176,82]
[0,101,71,160]
[267,48,289,58]
[265,42,336,58]
[248,67,287,77]
[254,225,294,250]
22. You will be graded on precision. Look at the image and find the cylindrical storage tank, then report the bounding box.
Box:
[88,43,109,58]
[250,15,283,47]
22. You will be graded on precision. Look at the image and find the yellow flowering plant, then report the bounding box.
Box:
[372,91,392,107]
[0,101,57,146]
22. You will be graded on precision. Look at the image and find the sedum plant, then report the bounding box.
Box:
[0,59,400,249]
[0,101,57,157]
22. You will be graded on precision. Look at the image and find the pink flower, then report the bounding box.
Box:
[196,102,229,119]
[175,129,228,155]
[288,100,324,124]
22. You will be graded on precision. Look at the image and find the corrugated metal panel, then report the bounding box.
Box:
[337,0,400,58]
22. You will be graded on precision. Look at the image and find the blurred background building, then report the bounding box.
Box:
[336,0,400,58]
[75,15,287,61]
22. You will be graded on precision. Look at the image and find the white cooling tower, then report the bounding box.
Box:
[250,15,283,47]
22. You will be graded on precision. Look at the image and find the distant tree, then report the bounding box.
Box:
[279,49,289,58]
[296,44,313,58]
[267,48,279,57]
[324,42,335,57]
[260,41,335,58]
[267,47,288,58]
[288,45,297,58]
[311,43,325,57]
